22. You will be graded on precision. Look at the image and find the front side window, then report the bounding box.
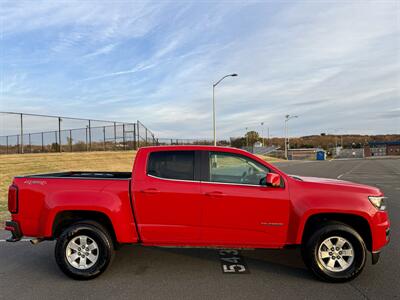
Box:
[147,151,194,180]
[209,152,269,185]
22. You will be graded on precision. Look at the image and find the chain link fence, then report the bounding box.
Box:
[157,138,213,145]
[156,138,233,146]
[0,112,156,154]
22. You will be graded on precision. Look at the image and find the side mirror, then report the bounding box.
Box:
[266,173,281,187]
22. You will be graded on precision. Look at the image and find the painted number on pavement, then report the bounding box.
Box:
[219,249,249,274]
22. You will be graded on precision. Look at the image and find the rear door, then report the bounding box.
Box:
[134,150,203,245]
[200,151,290,247]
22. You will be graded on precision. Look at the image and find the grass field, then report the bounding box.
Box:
[0,151,281,227]
[0,151,137,225]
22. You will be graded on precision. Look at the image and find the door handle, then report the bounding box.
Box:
[141,188,160,194]
[204,191,226,198]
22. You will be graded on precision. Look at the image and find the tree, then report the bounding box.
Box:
[245,131,261,146]
[230,137,246,148]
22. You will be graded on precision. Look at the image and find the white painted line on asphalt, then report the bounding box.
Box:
[337,161,366,179]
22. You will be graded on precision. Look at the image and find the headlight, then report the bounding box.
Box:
[368,196,387,210]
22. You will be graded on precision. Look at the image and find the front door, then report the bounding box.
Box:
[200,151,290,248]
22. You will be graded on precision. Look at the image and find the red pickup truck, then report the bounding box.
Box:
[6,146,390,282]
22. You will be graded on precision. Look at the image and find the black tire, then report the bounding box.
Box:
[55,221,115,280]
[302,222,367,283]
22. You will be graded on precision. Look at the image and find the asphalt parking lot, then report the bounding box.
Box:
[0,158,398,300]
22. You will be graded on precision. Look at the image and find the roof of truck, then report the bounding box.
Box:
[140,145,245,152]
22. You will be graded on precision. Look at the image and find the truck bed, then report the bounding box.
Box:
[19,171,132,180]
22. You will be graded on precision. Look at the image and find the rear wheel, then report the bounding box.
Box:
[55,221,114,280]
[302,222,367,282]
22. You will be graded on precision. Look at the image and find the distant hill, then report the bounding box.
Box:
[231,134,400,150]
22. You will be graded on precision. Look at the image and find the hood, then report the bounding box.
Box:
[290,175,382,195]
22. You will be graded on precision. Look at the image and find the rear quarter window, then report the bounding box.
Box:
[147,151,195,180]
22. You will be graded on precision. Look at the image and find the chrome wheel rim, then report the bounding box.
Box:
[318,236,354,272]
[66,235,99,270]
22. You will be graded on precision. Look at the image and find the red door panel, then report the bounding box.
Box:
[133,176,202,245]
[200,182,290,248]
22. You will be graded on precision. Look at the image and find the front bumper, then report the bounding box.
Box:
[5,221,22,242]
[371,227,390,265]
[371,211,390,251]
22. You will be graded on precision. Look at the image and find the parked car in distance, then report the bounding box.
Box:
[6,146,390,281]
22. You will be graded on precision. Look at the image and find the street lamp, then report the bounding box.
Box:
[260,122,264,146]
[260,122,270,146]
[284,114,298,159]
[212,73,238,146]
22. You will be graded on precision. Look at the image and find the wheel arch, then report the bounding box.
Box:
[52,210,117,246]
[300,212,372,252]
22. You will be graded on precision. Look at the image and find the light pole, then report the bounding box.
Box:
[284,114,298,159]
[260,122,270,146]
[213,73,238,146]
[260,122,264,146]
[328,128,343,157]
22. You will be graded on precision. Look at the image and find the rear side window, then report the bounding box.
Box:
[147,151,195,180]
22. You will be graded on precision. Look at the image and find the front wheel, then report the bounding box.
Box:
[55,221,115,280]
[302,222,367,282]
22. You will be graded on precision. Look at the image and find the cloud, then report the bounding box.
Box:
[84,44,118,58]
[1,1,399,138]
[82,62,157,81]
[0,1,163,38]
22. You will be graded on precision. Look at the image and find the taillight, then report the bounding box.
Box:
[8,185,18,213]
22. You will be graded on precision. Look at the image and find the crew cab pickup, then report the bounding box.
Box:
[6,146,390,282]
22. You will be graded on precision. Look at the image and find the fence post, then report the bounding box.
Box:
[85,127,88,151]
[6,136,8,154]
[122,124,126,150]
[58,117,62,152]
[69,130,72,152]
[114,122,117,149]
[54,131,57,152]
[133,123,137,150]
[145,129,148,146]
[136,121,140,148]
[103,126,106,151]
[88,120,92,151]
[20,113,24,154]
[28,133,31,153]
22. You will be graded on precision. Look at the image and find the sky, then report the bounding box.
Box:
[0,1,399,139]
